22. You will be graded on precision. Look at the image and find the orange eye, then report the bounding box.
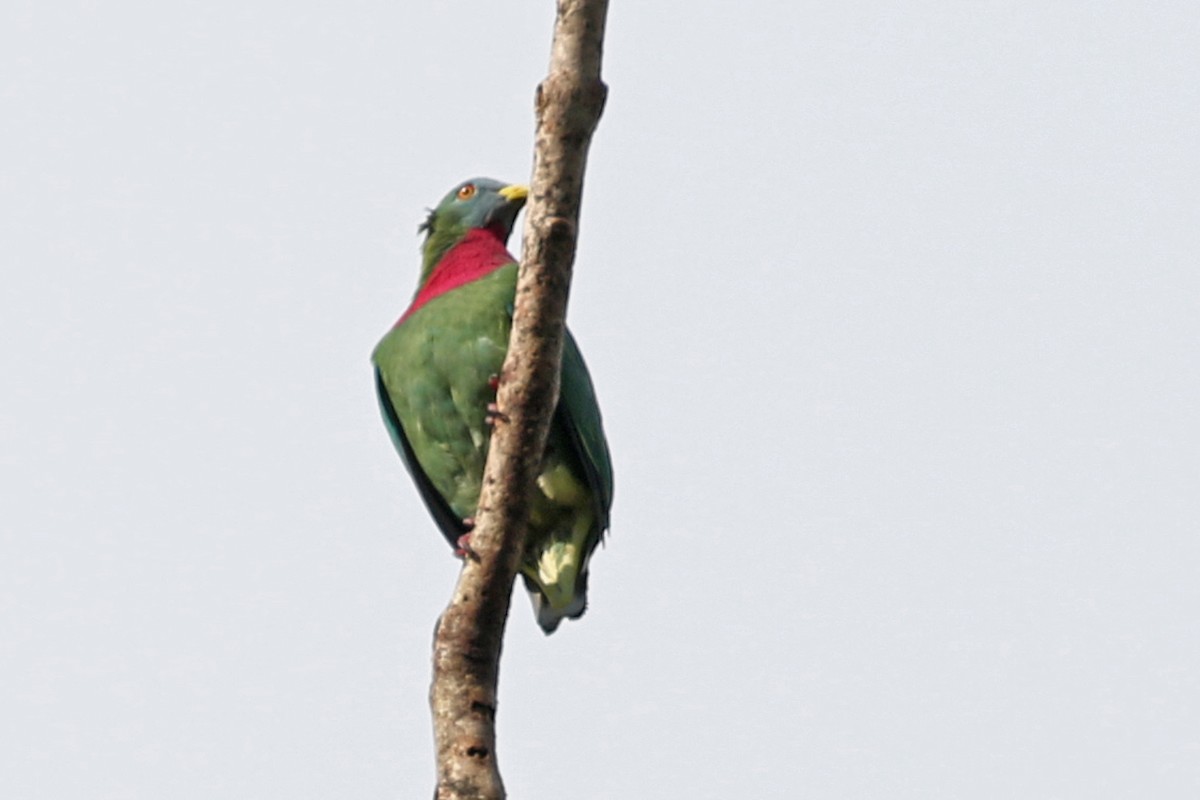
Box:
[457,184,477,201]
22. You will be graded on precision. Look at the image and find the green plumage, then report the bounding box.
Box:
[372,178,613,634]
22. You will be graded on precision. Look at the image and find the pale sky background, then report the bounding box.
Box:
[3,1,1198,798]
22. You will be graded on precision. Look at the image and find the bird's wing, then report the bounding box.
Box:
[374,367,468,547]
[555,328,614,531]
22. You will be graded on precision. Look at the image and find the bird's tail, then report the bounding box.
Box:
[519,511,595,634]
[522,571,587,635]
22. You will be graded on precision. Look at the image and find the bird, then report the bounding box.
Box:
[372,177,613,634]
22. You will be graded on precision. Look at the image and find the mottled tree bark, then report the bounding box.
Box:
[429,2,609,799]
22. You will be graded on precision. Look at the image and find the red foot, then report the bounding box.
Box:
[487,374,500,391]
[485,402,509,426]
[455,528,480,561]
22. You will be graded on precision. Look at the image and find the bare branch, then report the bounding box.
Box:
[429,2,609,799]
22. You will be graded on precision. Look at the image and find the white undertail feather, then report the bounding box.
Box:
[523,504,595,634]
